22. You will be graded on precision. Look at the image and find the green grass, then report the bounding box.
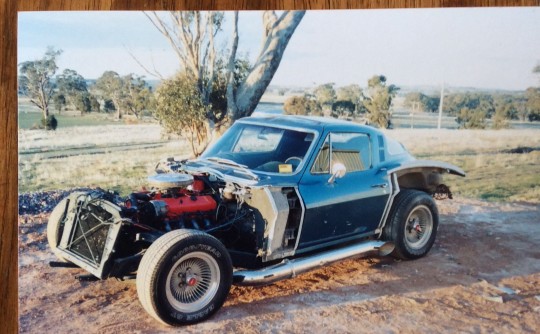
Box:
[425,152,540,203]
[18,97,123,129]
[18,112,119,129]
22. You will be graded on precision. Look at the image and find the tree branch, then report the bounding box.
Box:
[144,12,187,70]
[234,10,305,120]
[226,11,239,121]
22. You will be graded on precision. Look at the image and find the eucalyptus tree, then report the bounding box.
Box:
[56,69,91,114]
[363,75,399,128]
[146,10,305,125]
[95,71,124,119]
[18,47,62,119]
[147,10,305,155]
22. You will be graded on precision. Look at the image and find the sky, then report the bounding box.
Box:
[18,8,540,91]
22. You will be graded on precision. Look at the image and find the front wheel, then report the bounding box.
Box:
[136,230,233,326]
[383,190,439,260]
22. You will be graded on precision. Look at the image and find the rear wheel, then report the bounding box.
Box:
[383,190,439,260]
[137,230,233,326]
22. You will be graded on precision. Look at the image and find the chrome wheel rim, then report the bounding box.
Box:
[404,205,433,250]
[165,251,220,313]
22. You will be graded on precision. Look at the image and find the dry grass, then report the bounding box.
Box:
[19,140,191,194]
[384,128,540,157]
[18,124,165,152]
[18,125,540,203]
[18,124,190,194]
[386,129,540,203]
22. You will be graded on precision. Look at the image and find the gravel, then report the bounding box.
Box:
[18,188,92,215]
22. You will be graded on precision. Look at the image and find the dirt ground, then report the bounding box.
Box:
[18,197,540,333]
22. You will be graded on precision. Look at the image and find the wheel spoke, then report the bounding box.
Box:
[165,251,221,313]
[404,205,433,250]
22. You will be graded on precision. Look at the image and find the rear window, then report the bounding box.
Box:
[387,137,407,155]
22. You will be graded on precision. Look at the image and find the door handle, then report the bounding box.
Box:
[371,183,388,188]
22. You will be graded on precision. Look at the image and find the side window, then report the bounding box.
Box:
[311,132,371,174]
[311,135,330,173]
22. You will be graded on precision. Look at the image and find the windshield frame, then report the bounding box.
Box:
[200,120,320,177]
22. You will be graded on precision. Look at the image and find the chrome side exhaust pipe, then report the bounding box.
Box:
[233,240,394,286]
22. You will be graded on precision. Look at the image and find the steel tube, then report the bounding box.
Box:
[233,240,394,286]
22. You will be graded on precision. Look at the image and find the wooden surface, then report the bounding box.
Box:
[2,0,538,333]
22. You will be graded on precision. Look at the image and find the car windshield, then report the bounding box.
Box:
[201,123,315,174]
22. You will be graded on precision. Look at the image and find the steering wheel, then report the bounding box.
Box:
[285,156,303,167]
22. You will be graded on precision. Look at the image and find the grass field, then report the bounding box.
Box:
[18,112,120,129]
[387,129,540,202]
[18,123,540,203]
[18,98,131,129]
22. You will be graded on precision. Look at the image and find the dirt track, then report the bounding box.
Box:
[18,198,540,333]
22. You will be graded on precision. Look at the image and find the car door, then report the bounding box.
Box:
[297,131,391,251]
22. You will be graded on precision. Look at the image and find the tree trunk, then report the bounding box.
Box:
[231,11,305,121]
[226,12,240,122]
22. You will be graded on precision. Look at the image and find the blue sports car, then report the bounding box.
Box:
[48,115,465,325]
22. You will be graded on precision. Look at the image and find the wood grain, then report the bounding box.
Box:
[2,0,538,333]
[16,0,540,11]
[1,0,18,334]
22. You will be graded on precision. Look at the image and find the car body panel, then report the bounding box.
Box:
[388,159,466,177]
[189,115,464,260]
[51,115,465,279]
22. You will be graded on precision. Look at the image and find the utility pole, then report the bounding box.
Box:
[438,82,445,130]
[411,101,419,129]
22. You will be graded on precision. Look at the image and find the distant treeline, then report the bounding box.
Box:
[19,47,540,132]
[404,90,540,129]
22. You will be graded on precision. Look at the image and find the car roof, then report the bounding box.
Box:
[239,114,384,135]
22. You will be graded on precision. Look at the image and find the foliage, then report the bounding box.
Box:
[331,100,355,118]
[90,95,101,113]
[207,58,252,127]
[313,83,336,109]
[73,93,93,114]
[94,71,153,119]
[525,87,540,121]
[155,75,209,157]
[95,71,124,119]
[147,10,305,123]
[444,92,495,118]
[103,99,115,113]
[456,107,487,129]
[40,115,58,130]
[491,94,521,129]
[121,74,154,119]
[56,69,90,113]
[363,75,399,128]
[404,92,440,113]
[336,84,364,114]
[52,93,66,112]
[18,47,63,120]
[491,108,509,129]
[283,95,321,116]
